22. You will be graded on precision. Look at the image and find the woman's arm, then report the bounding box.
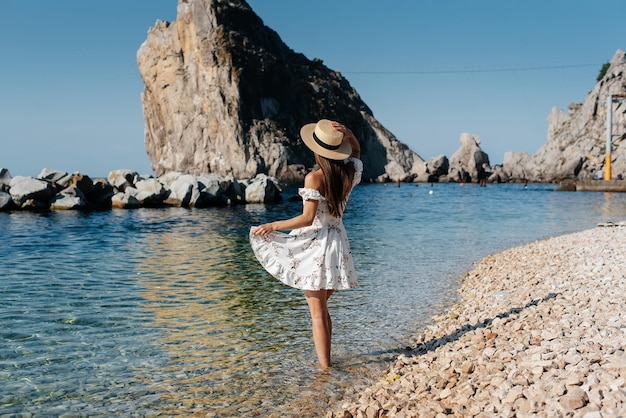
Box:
[330,121,360,159]
[252,199,318,236]
[251,172,322,237]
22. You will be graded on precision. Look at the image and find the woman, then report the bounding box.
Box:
[250,119,362,369]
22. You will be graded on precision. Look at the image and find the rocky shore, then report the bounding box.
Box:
[330,224,626,417]
[0,167,282,211]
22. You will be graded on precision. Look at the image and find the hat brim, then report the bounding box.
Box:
[300,123,352,161]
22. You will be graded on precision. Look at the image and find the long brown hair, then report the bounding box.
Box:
[315,153,355,217]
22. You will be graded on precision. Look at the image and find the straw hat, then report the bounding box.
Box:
[300,119,352,160]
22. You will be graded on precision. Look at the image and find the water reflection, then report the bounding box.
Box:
[598,191,626,216]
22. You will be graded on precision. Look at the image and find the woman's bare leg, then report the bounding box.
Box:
[304,290,334,368]
[325,290,334,342]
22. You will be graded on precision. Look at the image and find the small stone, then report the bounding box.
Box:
[566,373,584,386]
[604,354,626,369]
[513,397,533,414]
[609,376,625,390]
[549,382,567,397]
[558,395,586,411]
[503,385,524,404]
[461,361,475,374]
[365,405,379,418]
[564,352,583,366]
[439,388,452,399]
[558,387,589,411]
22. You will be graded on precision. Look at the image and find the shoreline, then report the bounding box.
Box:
[330,224,626,417]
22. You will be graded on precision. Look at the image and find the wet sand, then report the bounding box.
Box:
[329,223,626,417]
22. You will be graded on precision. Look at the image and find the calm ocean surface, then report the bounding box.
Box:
[2,182,626,416]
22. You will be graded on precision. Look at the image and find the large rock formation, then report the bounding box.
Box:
[442,133,490,183]
[504,49,626,182]
[137,0,426,183]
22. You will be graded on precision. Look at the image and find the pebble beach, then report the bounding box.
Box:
[329,223,626,418]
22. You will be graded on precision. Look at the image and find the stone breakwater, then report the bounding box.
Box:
[0,167,282,211]
[330,224,626,417]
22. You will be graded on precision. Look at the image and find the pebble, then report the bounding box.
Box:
[329,225,626,417]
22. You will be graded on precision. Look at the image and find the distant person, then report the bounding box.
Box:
[250,119,362,369]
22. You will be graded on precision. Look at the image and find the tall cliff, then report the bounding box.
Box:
[504,49,626,182]
[137,0,425,182]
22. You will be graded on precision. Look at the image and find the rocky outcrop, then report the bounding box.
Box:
[137,0,426,183]
[504,49,626,182]
[0,167,281,211]
[424,155,450,182]
[438,133,491,183]
[502,151,533,182]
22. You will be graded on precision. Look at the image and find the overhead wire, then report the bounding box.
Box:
[340,63,602,75]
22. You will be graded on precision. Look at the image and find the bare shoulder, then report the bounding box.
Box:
[304,169,324,190]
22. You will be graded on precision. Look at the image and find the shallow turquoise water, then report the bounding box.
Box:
[1,183,625,416]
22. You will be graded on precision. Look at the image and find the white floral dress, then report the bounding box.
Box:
[250,157,363,290]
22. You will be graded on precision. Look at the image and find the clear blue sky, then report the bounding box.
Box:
[1,1,625,178]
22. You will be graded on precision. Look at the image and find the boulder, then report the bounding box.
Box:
[0,168,11,191]
[196,174,233,206]
[37,168,68,183]
[158,171,183,189]
[20,198,50,211]
[503,151,532,181]
[377,159,415,183]
[134,178,167,206]
[425,155,449,182]
[224,176,246,205]
[108,169,139,191]
[488,165,509,183]
[447,133,490,183]
[163,174,200,207]
[244,174,282,203]
[0,191,13,210]
[63,173,94,196]
[443,167,471,183]
[8,176,55,207]
[89,178,115,207]
[50,185,87,210]
[111,191,141,209]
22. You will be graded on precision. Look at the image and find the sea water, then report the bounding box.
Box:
[1,183,625,416]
